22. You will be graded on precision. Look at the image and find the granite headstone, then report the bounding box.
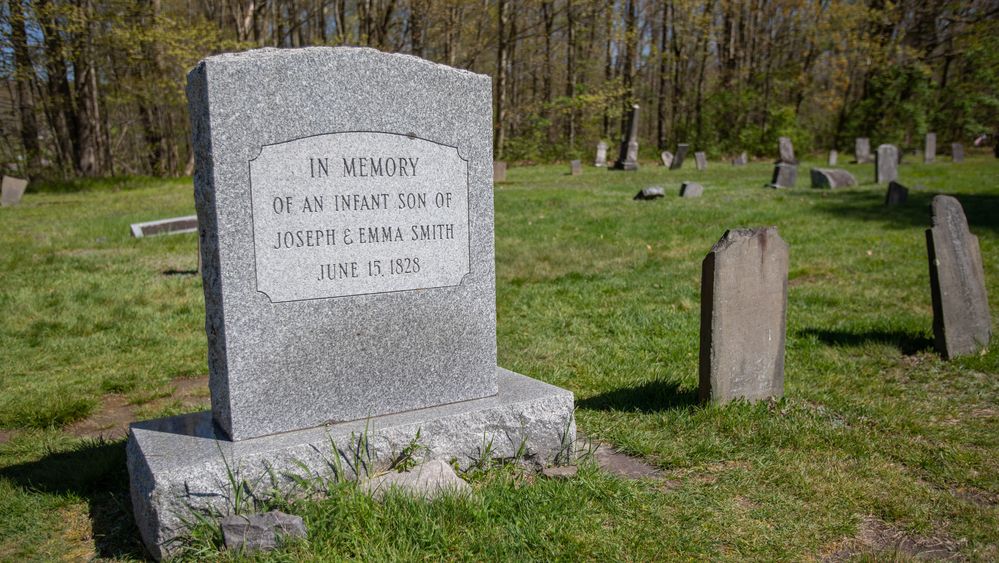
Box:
[952,143,964,163]
[493,160,507,182]
[828,150,838,166]
[594,141,608,167]
[670,143,689,170]
[660,151,673,167]
[0,176,28,207]
[875,144,899,184]
[570,159,582,176]
[855,137,872,163]
[612,104,640,171]
[924,133,936,163]
[884,181,908,206]
[777,136,796,164]
[769,163,797,188]
[810,168,857,189]
[694,151,707,171]
[680,182,704,198]
[699,227,788,403]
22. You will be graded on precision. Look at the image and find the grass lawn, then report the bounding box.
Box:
[0,154,996,560]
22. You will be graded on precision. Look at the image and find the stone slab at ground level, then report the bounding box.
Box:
[127,368,575,560]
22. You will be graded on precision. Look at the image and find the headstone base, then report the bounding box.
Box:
[127,368,575,560]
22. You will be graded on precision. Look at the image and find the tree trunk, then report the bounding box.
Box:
[10,0,43,174]
[495,0,510,158]
[565,0,576,148]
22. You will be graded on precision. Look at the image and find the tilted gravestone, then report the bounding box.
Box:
[127,47,575,559]
[924,133,936,163]
[777,136,796,164]
[594,141,608,167]
[875,144,899,184]
[810,168,857,189]
[570,159,582,176]
[731,151,747,166]
[130,215,199,238]
[612,104,640,171]
[634,186,665,200]
[699,227,788,403]
[660,151,673,167]
[884,181,909,206]
[952,143,964,163]
[670,143,689,170]
[0,176,28,207]
[828,150,838,166]
[926,195,991,359]
[493,160,507,182]
[694,151,707,171]
[855,137,872,163]
[769,163,797,188]
[680,182,703,198]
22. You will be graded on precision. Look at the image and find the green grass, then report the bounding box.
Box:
[1,154,996,560]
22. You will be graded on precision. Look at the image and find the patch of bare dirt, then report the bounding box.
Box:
[66,375,208,440]
[952,487,998,508]
[576,433,663,480]
[822,516,966,561]
[0,430,16,445]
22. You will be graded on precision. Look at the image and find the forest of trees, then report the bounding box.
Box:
[1,0,997,179]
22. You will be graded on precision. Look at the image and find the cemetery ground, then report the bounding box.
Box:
[1,156,997,561]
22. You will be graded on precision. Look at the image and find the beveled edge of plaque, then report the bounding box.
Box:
[246,130,473,304]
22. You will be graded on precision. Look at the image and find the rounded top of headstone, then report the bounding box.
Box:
[711,226,785,253]
[931,195,970,231]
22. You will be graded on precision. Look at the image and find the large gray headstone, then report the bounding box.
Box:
[855,137,872,163]
[952,143,964,163]
[694,151,707,171]
[594,141,608,167]
[679,182,703,198]
[0,176,28,207]
[660,151,673,167]
[777,136,796,164]
[924,133,936,163]
[493,160,507,182]
[769,163,797,188]
[699,227,788,403]
[612,104,640,171]
[875,144,899,184]
[810,168,857,189]
[926,195,991,359]
[670,143,689,170]
[187,48,499,440]
[570,159,582,176]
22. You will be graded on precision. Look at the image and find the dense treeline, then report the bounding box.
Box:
[1,0,997,179]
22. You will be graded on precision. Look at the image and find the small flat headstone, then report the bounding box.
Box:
[769,163,797,188]
[694,151,707,171]
[361,460,470,500]
[699,227,788,403]
[660,151,674,167]
[924,133,936,163]
[810,168,857,189]
[875,144,899,184]
[634,186,665,200]
[542,465,578,479]
[0,176,28,207]
[493,160,508,182]
[221,511,307,553]
[130,215,199,238]
[594,141,608,167]
[854,137,872,163]
[777,136,796,164]
[670,143,689,170]
[680,182,704,198]
[828,150,838,166]
[884,181,909,206]
[570,159,582,176]
[951,143,964,163]
[926,195,991,359]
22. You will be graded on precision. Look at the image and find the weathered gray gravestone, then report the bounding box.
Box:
[694,151,707,171]
[493,160,507,182]
[612,104,640,171]
[810,168,857,189]
[732,152,747,166]
[926,195,991,359]
[0,176,28,207]
[680,182,703,198]
[828,150,838,166]
[130,215,199,238]
[777,136,796,164]
[875,144,899,184]
[127,47,575,560]
[660,151,673,167]
[594,141,608,167]
[952,143,964,163]
[924,133,936,163]
[855,137,872,163]
[634,186,665,200]
[699,227,788,403]
[884,181,909,206]
[670,143,689,170]
[769,163,797,188]
[570,159,582,176]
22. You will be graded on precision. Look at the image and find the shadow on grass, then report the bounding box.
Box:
[0,439,146,559]
[798,327,934,355]
[813,188,999,233]
[578,380,699,413]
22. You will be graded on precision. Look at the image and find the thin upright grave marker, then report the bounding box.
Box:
[952,143,964,163]
[612,104,640,171]
[493,160,507,182]
[777,137,796,164]
[594,141,608,167]
[694,151,707,171]
[699,227,788,403]
[875,144,899,184]
[924,133,936,163]
[926,195,991,359]
[570,160,582,176]
[670,143,689,170]
[127,48,575,559]
[855,137,872,163]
